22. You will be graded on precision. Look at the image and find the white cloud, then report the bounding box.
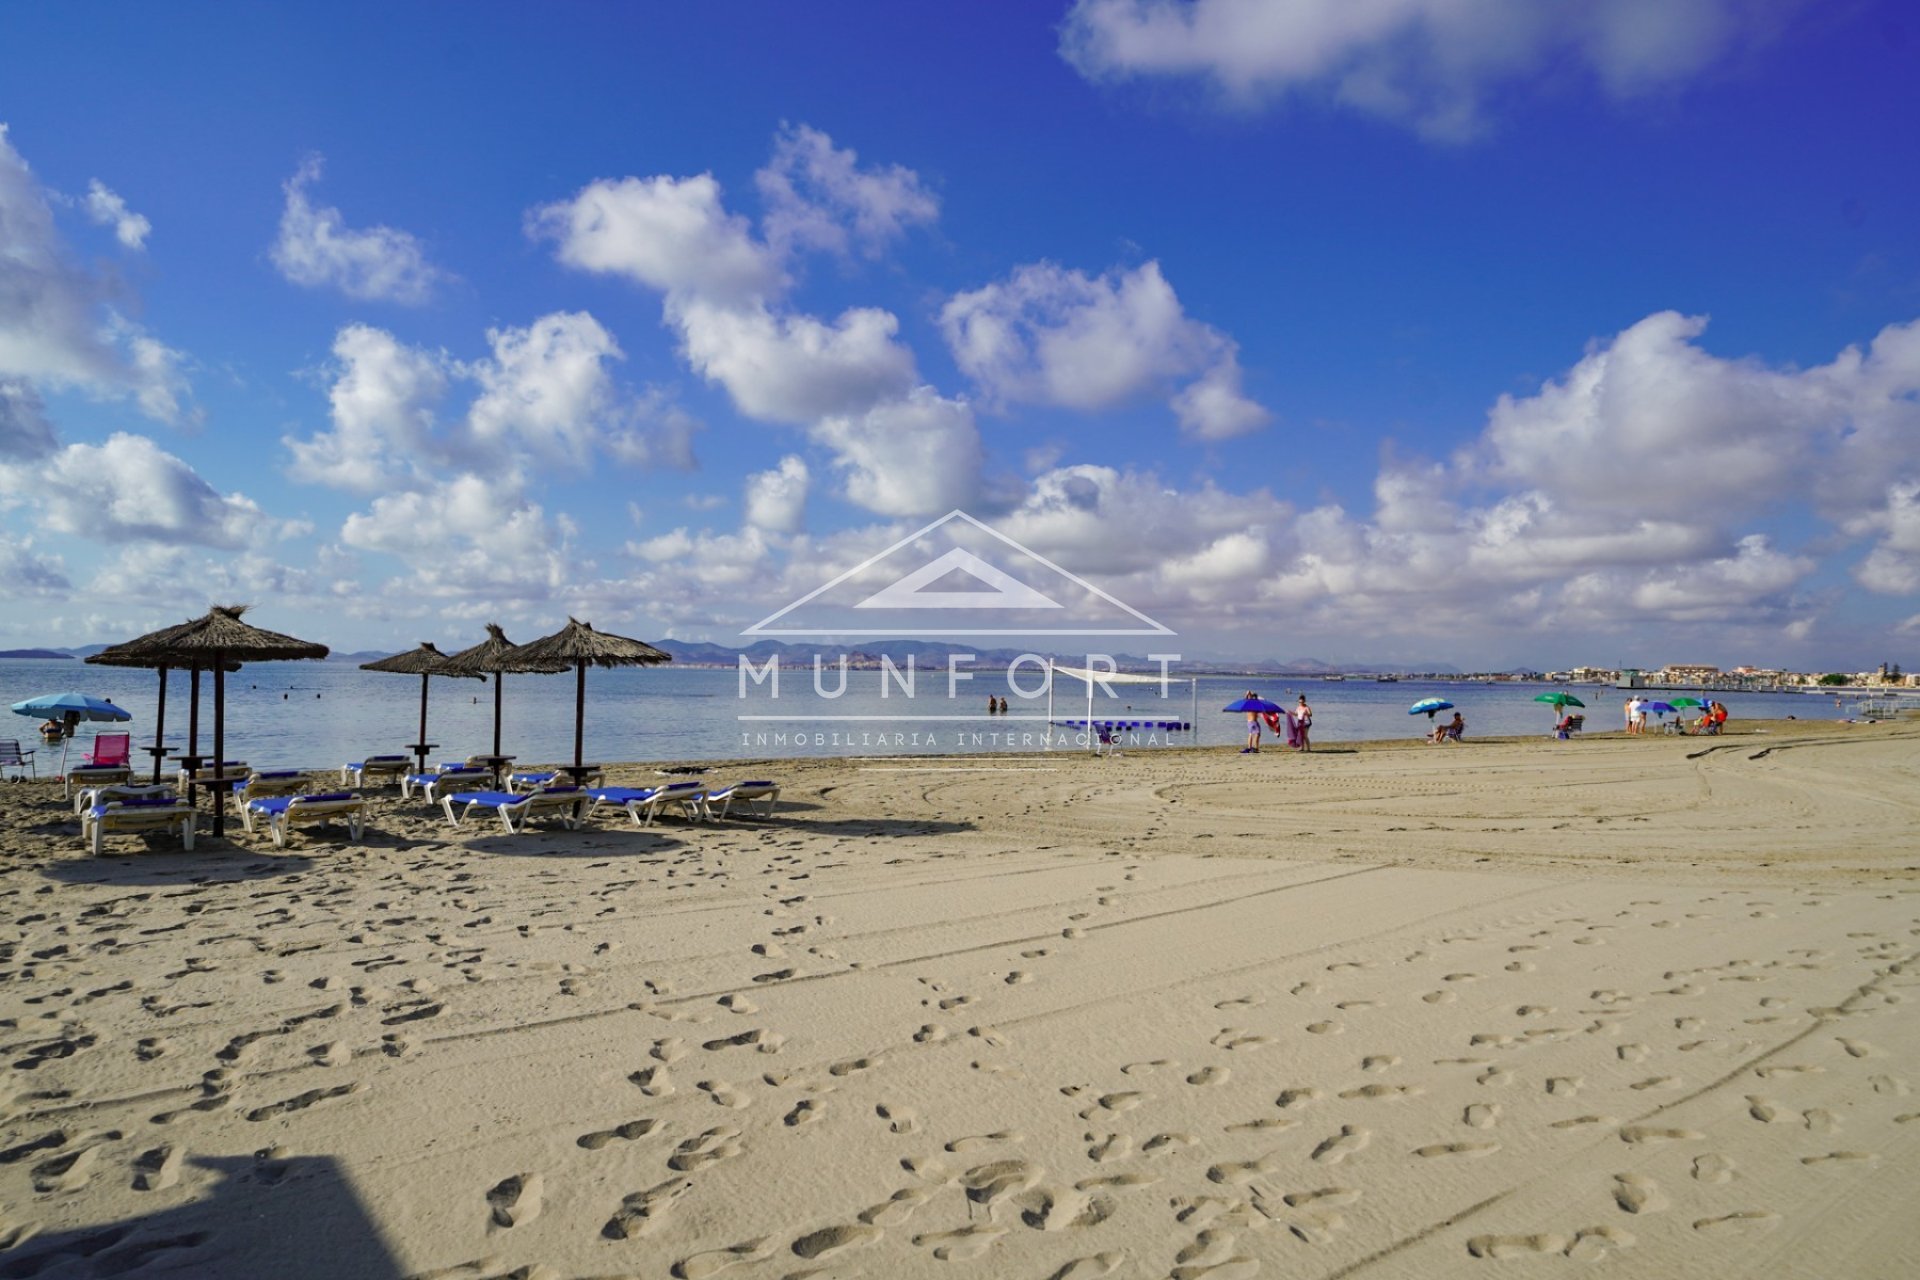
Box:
[1171,347,1271,440]
[271,154,444,304]
[83,180,150,249]
[0,380,57,459]
[0,432,284,548]
[530,172,784,307]
[341,471,571,601]
[1060,0,1799,141]
[756,123,939,259]
[465,312,622,467]
[285,324,449,491]
[0,531,68,593]
[812,388,983,517]
[605,391,703,472]
[743,454,810,532]
[674,297,917,424]
[941,259,1270,438]
[0,126,192,422]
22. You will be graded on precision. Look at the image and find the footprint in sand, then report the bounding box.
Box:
[1836,1037,1879,1058]
[1361,1055,1400,1072]
[783,1098,824,1128]
[673,1237,774,1279]
[669,1125,744,1172]
[960,1159,1043,1205]
[1144,1132,1198,1158]
[1413,1141,1499,1159]
[877,1103,921,1135]
[631,1065,675,1097]
[859,1188,930,1226]
[1311,1125,1370,1164]
[1088,1133,1133,1163]
[1618,1043,1650,1062]
[487,1172,542,1228]
[913,1023,949,1043]
[605,1177,693,1239]
[578,1118,659,1150]
[132,1144,183,1192]
[1746,1095,1796,1124]
[245,1082,367,1121]
[1006,971,1034,986]
[946,1130,1024,1153]
[1276,1087,1324,1110]
[32,1147,99,1194]
[913,1224,1008,1261]
[1546,1076,1581,1097]
[1423,990,1457,1005]
[1691,1153,1736,1183]
[970,1025,1010,1047]
[702,1029,785,1055]
[1468,1233,1569,1258]
[1619,1125,1703,1145]
[1565,1226,1636,1261]
[1020,1185,1113,1231]
[1122,1059,1174,1076]
[1188,1066,1230,1087]
[1693,1210,1780,1236]
[1340,1083,1422,1101]
[717,994,755,1015]
[1464,1104,1501,1128]
[1612,1172,1668,1213]
[1801,1151,1880,1166]
[652,1037,689,1063]
[1306,1021,1344,1036]
[1208,1156,1281,1184]
[1226,1117,1295,1133]
[829,1054,883,1077]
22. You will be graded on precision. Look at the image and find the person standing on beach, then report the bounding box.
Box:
[1243,693,1262,753]
[1623,696,1636,734]
[1631,696,1649,735]
[1294,695,1313,751]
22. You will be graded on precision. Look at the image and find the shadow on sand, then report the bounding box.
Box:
[0,1153,401,1280]
[40,848,317,888]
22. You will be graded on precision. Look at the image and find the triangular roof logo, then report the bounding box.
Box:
[744,510,1173,637]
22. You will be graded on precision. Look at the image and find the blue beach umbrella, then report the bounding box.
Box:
[1409,697,1454,719]
[1222,695,1283,714]
[11,691,133,774]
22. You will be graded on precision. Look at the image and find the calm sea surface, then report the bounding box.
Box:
[0,657,1896,772]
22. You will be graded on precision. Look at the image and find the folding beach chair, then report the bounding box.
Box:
[401,766,492,802]
[84,732,132,768]
[1,739,37,780]
[72,781,175,817]
[583,780,709,827]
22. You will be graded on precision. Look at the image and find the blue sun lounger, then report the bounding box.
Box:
[705,780,780,819]
[342,755,411,786]
[401,766,492,802]
[242,792,367,848]
[584,780,709,826]
[85,796,196,855]
[442,786,587,834]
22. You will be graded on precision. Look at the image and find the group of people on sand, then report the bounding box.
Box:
[1243,694,1312,753]
[1624,694,1728,735]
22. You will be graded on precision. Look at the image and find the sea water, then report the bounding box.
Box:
[0,658,1885,773]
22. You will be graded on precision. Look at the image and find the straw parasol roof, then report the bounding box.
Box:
[110,604,329,664]
[360,641,479,678]
[503,618,670,669]
[504,619,671,771]
[94,605,328,837]
[442,623,569,676]
[441,624,568,759]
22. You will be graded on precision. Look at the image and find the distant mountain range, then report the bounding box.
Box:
[6,640,1457,677]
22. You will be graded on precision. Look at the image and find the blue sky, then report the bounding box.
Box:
[2,1,1917,670]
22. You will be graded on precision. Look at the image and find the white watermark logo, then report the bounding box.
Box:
[734,512,1194,754]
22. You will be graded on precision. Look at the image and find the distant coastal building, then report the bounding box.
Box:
[1660,663,1721,684]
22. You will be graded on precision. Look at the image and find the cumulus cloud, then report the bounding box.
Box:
[0,126,193,422]
[83,180,150,249]
[1059,0,1800,140]
[272,154,445,304]
[674,297,918,424]
[605,390,703,472]
[0,380,57,459]
[530,172,784,307]
[0,432,284,548]
[812,389,983,516]
[0,531,68,593]
[341,471,572,601]
[743,454,810,532]
[941,260,1270,439]
[756,123,939,259]
[465,312,622,467]
[285,324,449,491]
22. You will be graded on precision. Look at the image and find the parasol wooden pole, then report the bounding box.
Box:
[151,666,169,784]
[416,672,430,773]
[573,661,586,770]
[188,665,201,758]
[492,673,504,757]
[211,659,226,838]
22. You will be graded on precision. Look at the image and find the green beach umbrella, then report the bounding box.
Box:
[1669,696,1704,708]
[1534,691,1584,726]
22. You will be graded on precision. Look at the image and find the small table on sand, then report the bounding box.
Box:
[406,742,439,774]
[466,754,515,785]
[554,763,605,788]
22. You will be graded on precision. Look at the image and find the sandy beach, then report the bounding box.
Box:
[2,721,1916,1279]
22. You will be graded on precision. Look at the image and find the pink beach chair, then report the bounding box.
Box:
[85,732,133,768]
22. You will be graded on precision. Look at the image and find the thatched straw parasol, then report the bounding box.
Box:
[100,605,328,837]
[87,639,238,784]
[359,643,482,773]
[440,623,568,757]
[502,618,670,773]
